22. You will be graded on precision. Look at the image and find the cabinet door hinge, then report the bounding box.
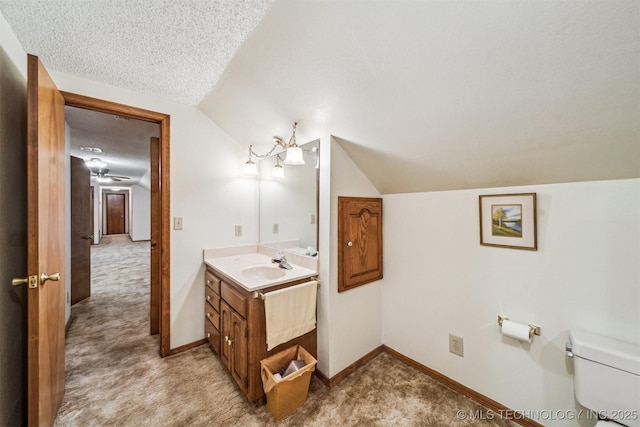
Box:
[245,378,249,389]
[245,328,248,338]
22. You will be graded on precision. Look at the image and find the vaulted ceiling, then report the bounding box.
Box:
[1,0,637,194]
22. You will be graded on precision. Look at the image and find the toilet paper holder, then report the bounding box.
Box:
[498,315,541,337]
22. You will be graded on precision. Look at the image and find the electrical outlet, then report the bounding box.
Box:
[234,224,242,237]
[309,214,316,224]
[174,216,184,230]
[449,334,464,357]
[273,223,279,234]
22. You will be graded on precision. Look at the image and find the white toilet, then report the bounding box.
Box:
[568,330,640,427]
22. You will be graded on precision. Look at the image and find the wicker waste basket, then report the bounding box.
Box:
[260,345,317,421]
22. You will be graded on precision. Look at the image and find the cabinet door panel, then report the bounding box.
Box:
[231,311,248,393]
[219,300,232,370]
[338,197,383,292]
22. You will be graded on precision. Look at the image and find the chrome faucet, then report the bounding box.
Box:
[272,251,293,270]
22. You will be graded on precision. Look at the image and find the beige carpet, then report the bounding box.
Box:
[55,236,517,426]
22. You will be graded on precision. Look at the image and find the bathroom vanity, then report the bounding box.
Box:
[203,247,318,403]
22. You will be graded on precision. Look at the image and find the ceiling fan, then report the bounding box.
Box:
[91,168,130,182]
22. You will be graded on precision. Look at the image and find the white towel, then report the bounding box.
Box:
[264,280,317,351]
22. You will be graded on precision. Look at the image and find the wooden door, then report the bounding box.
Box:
[70,156,91,304]
[150,137,160,335]
[337,196,383,292]
[26,54,66,427]
[230,311,248,393]
[105,193,125,234]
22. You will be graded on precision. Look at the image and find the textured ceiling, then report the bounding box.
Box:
[2,1,638,194]
[0,0,272,105]
[200,0,640,194]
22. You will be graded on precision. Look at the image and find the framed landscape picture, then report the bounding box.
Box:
[479,193,537,250]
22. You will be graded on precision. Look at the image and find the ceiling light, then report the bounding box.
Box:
[242,122,305,175]
[79,146,102,153]
[96,176,112,183]
[85,157,107,168]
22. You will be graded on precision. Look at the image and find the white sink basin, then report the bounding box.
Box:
[241,265,286,280]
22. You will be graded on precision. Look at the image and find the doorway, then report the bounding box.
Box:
[63,91,171,357]
[103,190,128,235]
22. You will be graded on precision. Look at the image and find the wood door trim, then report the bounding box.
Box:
[61,91,172,357]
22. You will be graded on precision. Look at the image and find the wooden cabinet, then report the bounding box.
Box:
[204,270,221,355]
[220,299,248,393]
[205,267,317,403]
[337,196,383,292]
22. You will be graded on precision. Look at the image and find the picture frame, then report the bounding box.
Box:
[479,193,537,250]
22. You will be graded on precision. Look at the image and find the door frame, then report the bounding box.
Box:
[102,189,129,235]
[62,91,171,357]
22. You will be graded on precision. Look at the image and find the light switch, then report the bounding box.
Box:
[273,223,279,234]
[310,214,316,224]
[235,224,242,237]
[174,216,184,230]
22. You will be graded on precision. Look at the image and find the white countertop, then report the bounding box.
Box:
[204,252,317,291]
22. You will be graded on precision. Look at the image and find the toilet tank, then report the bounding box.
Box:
[570,330,640,427]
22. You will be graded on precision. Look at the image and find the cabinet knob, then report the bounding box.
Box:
[206,312,211,318]
[347,241,353,247]
[206,333,211,338]
[206,295,211,301]
[206,280,211,285]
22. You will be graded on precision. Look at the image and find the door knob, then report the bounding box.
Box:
[151,241,158,248]
[40,272,60,284]
[12,275,38,288]
[82,235,93,240]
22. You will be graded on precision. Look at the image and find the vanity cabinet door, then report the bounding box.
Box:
[230,310,248,393]
[220,300,232,370]
[219,300,248,393]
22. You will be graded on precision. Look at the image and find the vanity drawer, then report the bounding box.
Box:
[205,304,220,329]
[205,285,220,310]
[205,318,220,355]
[205,270,221,295]
[221,281,247,317]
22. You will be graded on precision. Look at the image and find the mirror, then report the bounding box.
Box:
[258,140,319,255]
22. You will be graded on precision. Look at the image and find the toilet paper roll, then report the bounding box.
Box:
[501,319,532,343]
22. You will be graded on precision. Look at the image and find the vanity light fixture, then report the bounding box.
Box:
[242,122,305,176]
[272,155,285,179]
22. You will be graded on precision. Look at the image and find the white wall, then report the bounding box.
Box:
[381,178,640,426]
[316,136,383,377]
[64,123,71,324]
[92,184,101,242]
[48,71,258,349]
[130,184,150,241]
